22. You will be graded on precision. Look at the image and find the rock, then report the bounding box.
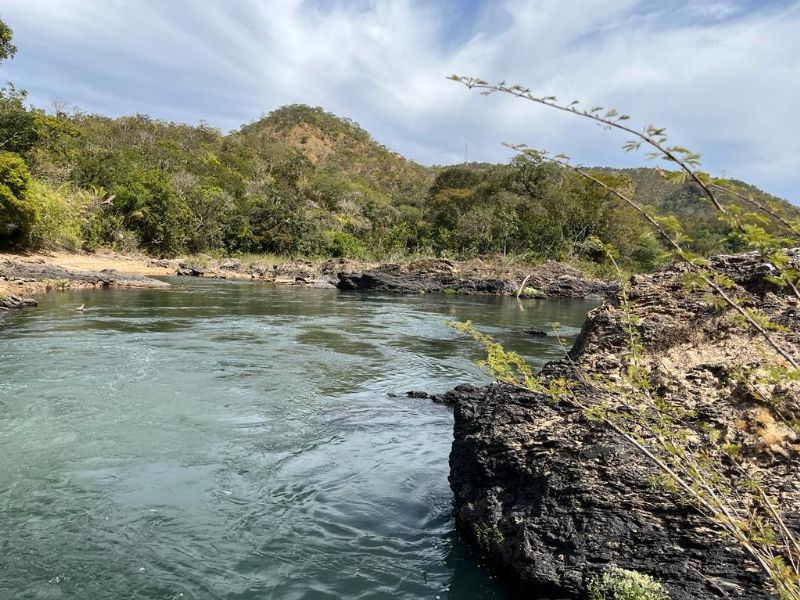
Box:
[273,259,315,280]
[176,263,205,277]
[446,250,800,599]
[448,383,776,599]
[219,259,241,271]
[523,328,548,336]
[148,259,172,268]
[337,260,612,298]
[248,263,269,278]
[407,257,456,274]
[312,279,337,289]
[320,258,361,275]
[0,259,169,290]
[405,390,430,399]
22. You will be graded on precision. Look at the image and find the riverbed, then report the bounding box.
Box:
[0,278,596,599]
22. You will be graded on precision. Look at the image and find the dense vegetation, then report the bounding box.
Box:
[0,18,796,273]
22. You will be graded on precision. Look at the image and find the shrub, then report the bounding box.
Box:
[325,230,365,258]
[588,567,670,600]
[26,181,85,250]
[0,151,34,246]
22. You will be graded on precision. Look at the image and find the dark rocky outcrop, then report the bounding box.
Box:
[0,294,38,323]
[148,255,613,299]
[337,260,614,298]
[1,294,38,309]
[176,263,206,276]
[446,251,800,599]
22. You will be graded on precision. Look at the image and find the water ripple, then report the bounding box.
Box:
[0,279,597,599]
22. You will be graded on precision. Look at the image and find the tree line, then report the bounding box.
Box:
[0,17,794,273]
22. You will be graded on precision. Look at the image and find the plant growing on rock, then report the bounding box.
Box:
[451,76,800,599]
[588,567,670,600]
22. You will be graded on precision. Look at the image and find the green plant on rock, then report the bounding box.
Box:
[588,567,670,600]
[473,522,505,553]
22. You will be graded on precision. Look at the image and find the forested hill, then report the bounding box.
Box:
[236,105,431,200]
[1,96,796,271]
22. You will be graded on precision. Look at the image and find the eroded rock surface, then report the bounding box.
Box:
[0,258,168,292]
[446,251,800,599]
[337,260,613,298]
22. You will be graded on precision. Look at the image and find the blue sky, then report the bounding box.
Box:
[1,0,798,200]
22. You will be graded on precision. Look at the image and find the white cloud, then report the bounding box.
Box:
[0,0,798,199]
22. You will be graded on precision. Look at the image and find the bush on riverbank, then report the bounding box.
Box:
[0,151,34,247]
[26,181,86,251]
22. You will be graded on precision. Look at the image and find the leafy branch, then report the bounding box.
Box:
[448,75,799,241]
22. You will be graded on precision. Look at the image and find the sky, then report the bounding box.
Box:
[1,0,798,200]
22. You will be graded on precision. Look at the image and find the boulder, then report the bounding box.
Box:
[446,250,800,598]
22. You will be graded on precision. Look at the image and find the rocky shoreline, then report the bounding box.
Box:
[0,253,612,325]
[170,256,614,298]
[0,256,169,322]
[439,251,800,599]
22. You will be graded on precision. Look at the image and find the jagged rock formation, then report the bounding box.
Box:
[443,251,800,599]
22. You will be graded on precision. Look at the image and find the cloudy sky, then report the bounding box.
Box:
[1,0,798,199]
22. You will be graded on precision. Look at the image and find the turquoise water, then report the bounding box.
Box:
[0,278,596,599]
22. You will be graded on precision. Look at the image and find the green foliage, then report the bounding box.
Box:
[0,84,38,154]
[0,151,34,246]
[0,52,793,270]
[587,567,670,600]
[473,523,504,553]
[452,74,800,600]
[0,17,16,63]
[26,181,85,250]
[0,72,784,267]
[325,230,365,258]
[110,167,190,256]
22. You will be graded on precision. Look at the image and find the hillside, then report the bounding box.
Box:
[610,167,797,215]
[1,93,796,270]
[236,105,432,201]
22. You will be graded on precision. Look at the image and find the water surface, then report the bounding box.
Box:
[0,278,596,599]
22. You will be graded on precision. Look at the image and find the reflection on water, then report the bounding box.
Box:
[0,278,597,599]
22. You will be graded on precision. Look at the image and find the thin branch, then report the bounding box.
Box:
[510,146,799,370]
[710,182,800,239]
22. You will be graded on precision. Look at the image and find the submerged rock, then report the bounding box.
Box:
[447,251,800,599]
[1,294,38,309]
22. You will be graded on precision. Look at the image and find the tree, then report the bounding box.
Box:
[0,18,17,63]
[0,84,38,154]
[111,167,190,256]
[0,151,34,246]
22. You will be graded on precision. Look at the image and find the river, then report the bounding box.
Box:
[0,278,596,599]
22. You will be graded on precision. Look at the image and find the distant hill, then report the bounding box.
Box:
[606,167,797,217]
[235,105,432,202]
